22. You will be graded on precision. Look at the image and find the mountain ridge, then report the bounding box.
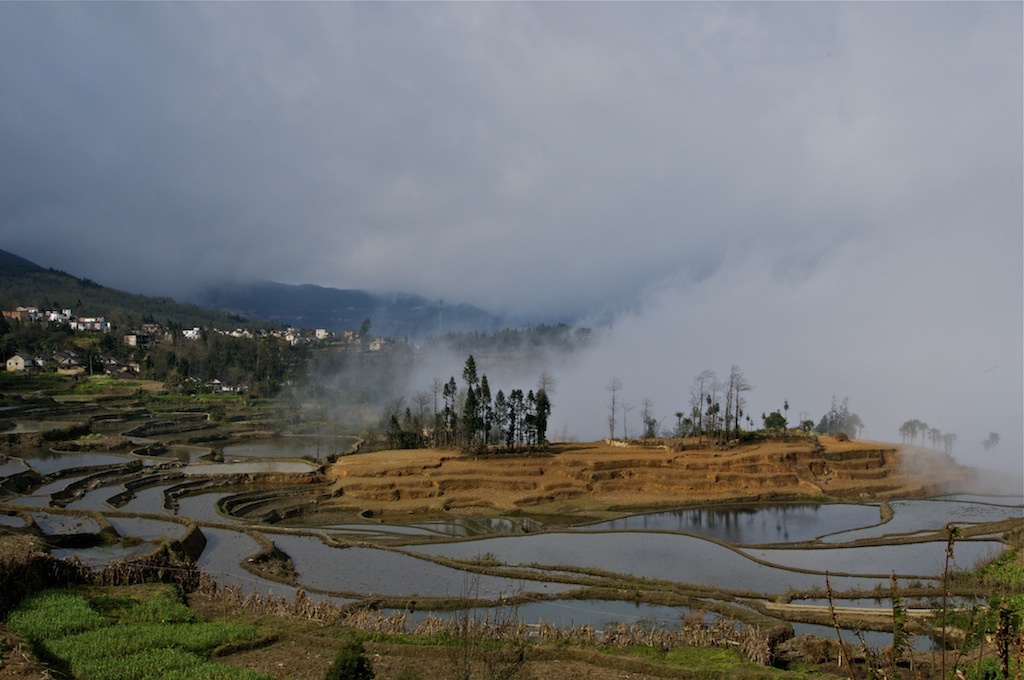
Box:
[0,248,501,337]
[186,279,502,338]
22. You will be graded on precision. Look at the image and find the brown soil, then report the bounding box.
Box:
[322,436,972,523]
[0,625,49,680]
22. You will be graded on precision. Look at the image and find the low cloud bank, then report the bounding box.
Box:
[549,241,1022,480]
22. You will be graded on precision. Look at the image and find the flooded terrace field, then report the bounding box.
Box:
[1,404,1021,645]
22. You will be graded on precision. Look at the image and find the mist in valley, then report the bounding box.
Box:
[328,238,1022,491]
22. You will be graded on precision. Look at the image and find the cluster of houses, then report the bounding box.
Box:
[2,304,394,385]
[3,306,112,332]
[5,349,138,376]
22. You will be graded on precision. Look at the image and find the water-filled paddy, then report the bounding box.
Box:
[107,516,185,542]
[580,503,883,544]
[184,460,319,475]
[752,540,1005,576]
[3,420,80,434]
[11,429,1020,637]
[0,513,25,527]
[318,523,445,537]
[31,473,91,495]
[822,499,1024,543]
[271,533,575,600]
[176,491,244,523]
[791,621,935,652]
[405,517,526,538]
[410,531,895,594]
[22,452,140,475]
[0,457,27,476]
[118,484,173,514]
[223,436,359,460]
[51,542,155,567]
[196,526,327,604]
[30,511,101,535]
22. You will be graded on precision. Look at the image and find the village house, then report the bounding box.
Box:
[53,351,84,375]
[2,306,42,322]
[5,351,35,372]
[70,316,111,332]
[123,332,156,348]
[47,309,73,323]
[182,327,202,340]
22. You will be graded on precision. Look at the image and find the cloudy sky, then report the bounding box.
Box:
[1,3,1021,474]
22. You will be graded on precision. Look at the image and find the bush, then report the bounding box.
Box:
[324,639,374,680]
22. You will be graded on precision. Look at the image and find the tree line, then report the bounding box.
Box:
[609,367,867,444]
[383,355,552,454]
[898,419,1001,456]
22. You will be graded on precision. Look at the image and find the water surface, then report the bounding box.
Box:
[271,533,574,600]
[822,500,1023,543]
[581,503,882,544]
[411,532,894,594]
[223,436,359,461]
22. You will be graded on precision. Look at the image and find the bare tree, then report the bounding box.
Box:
[607,377,622,440]
[726,365,752,441]
[621,400,634,440]
[413,390,432,424]
[689,370,716,445]
[641,398,658,439]
[537,369,558,395]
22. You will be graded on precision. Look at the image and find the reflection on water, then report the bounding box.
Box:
[21,473,91,498]
[318,524,443,537]
[580,503,882,544]
[197,526,340,606]
[822,500,1024,543]
[0,513,25,527]
[223,436,359,461]
[751,540,1005,576]
[176,492,242,523]
[791,621,935,652]
[51,543,154,568]
[24,452,139,475]
[184,461,318,475]
[118,484,173,514]
[411,517,524,537]
[412,532,893,594]
[31,512,101,534]
[0,458,27,476]
[271,533,574,600]
[107,517,185,542]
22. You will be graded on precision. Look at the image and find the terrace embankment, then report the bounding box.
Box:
[319,436,973,522]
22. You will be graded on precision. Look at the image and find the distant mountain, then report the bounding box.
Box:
[0,248,264,330]
[187,280,503,339]
[0,249,45,277]
[0,248,503,337]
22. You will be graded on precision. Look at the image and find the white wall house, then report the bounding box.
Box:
[6,352,33,372]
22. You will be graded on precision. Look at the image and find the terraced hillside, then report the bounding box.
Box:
[315,436,973,523]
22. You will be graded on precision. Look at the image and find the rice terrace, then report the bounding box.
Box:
[0,369,1021,679]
